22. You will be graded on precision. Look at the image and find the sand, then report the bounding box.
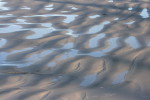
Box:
[0,0,150,100]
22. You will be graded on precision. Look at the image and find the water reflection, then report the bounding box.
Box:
[26,28,55,39]
[23,14,78,24]
[125,21,135,25]
[0,48,55,68]
[108,0,114,3]
[140,8,149,18]
[16,19,27,23]
[20,6,31,10]
[0,38,7,48]
[45,4,53,8]
[51,76,63,83]
[44,4,54,10]
[0,25,23,33]
[59,49,78,60]
[62,42,74,49]
[89,15,101,19]
[89,33,106,48]
[112,71,128,85]
[84,37,119,57]
[114,18,119,20]
[128,7,133,11]
[80,73,97,87]
[0,48,33,67]
[125,36,140,49]
[88,21,110,34]
[65,29,78,37]
[0,0,10,11]
[69,6,78,10]
[0,14,15,18]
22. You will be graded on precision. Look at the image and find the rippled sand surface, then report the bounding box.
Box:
[0,0,150,100]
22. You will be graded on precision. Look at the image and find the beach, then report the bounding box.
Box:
[0,0,150,100]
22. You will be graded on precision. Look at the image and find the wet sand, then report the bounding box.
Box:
[0,0,150,100]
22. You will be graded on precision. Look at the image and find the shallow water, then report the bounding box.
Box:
[0,0,150,100]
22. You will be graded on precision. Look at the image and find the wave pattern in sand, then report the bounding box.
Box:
[0,0,150,100]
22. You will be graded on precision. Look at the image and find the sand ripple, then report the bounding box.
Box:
[0,0,150,100]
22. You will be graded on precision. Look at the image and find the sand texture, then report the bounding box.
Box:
[0,0,150,100]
